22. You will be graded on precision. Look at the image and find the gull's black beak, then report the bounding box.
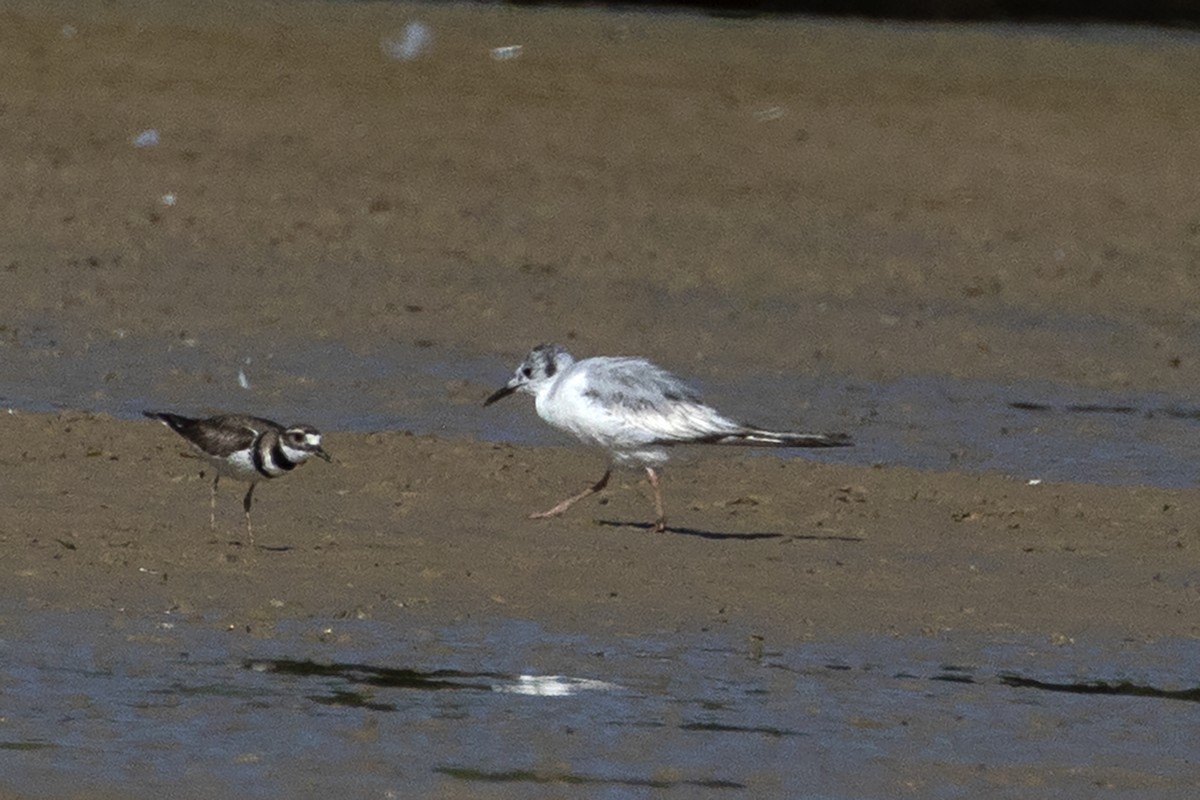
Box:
[484,384,517,406]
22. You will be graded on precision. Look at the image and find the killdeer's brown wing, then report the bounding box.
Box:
[192,415,284,458]
[145,411,282,458]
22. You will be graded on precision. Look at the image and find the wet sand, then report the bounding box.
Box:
[2,0,1200,795]
[5,408,1197,641]
[4,0,1196,631]
[5,0,1200,390]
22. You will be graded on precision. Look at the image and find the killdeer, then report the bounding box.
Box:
[484,344,852,532]
[144,411,331,540]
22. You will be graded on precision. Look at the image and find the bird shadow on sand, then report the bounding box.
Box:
[596,520,865,542]
[224,540,296,552]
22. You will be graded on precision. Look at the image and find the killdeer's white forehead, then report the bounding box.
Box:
[304,432,322,447]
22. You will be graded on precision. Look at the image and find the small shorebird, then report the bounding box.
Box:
[144,411,331,539]
[484,344,852,532]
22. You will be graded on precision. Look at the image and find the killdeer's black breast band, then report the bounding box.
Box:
[270,440,298,472]
[251,434,273,478]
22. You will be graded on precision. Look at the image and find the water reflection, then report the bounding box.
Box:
[246,657,622,697]
[1,609,1198,798]
[2,323,1200,487]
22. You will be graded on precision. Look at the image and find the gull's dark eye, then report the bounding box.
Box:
[521,367,532,378]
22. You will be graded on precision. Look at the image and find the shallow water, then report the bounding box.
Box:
[5,320,1199,797]
[1,608,1197,798]
[2,322,1198,487]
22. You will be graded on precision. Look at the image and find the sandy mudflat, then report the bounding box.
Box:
[1,1,1200,795]
[4,406,1197,640]
[3,0,1196,630]
[4,0,1200,390]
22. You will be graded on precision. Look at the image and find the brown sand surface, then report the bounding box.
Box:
[5,408,1197,642]
[1,0,1198,651]
[1,2,1200,795]
[3,0,1200,389]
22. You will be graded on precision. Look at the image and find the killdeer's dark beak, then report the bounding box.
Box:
[484,384,516,406]
[315,447,333,463]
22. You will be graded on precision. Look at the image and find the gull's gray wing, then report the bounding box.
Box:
[581,357,703,409]
[559,358,742,446]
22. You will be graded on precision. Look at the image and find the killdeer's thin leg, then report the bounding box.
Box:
[645,467,667,533]
[242,483,257,544]
[210,474,219,530]
[530,469,611,520]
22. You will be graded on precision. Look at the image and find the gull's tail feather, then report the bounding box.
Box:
[673,429,853,448]
[749,430,852,447]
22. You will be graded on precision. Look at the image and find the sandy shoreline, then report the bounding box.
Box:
[5,409,1196,644]
[3,1,1200,391]
[1,2,1199,794]
[0,0,1196,659]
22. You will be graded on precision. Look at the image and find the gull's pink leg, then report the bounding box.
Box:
[531,469,611,519]
[645,467,667,532]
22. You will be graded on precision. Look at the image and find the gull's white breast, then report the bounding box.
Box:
[535,360,736,458]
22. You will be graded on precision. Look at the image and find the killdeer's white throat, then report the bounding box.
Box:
[144,411,331,540]
[484,344,852,533]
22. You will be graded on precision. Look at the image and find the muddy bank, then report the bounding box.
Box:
[2,2,1200,795]
[4,410,1195,644]
[2,0,1200,392]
